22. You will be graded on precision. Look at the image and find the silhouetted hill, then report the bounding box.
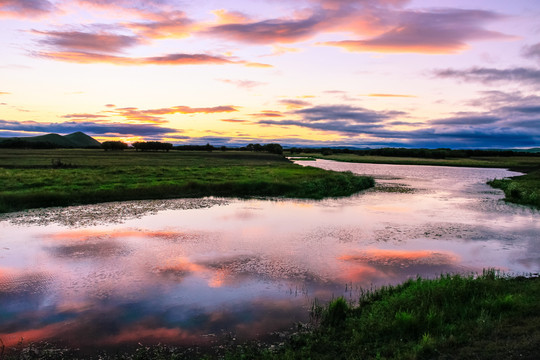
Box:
[0,132,101,149]
[63,131,102,148]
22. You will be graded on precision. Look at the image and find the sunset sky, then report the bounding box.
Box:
[1,0,539,148]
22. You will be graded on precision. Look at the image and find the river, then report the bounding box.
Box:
[0,160,538,350]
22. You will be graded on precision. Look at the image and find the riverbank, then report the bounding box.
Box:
[2,271,537,359]
[0,149,374,214]
[238,271,540,360]
[293,153,540,209]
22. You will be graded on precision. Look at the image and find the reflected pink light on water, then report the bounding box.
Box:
[0,323,64,347]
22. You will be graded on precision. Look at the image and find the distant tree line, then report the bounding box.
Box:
[99,141,283,155]
[102,141,128,151]
[0,139,59,149]
[288,147,540,158]
[174,143,283,155]
[133,141,173,152]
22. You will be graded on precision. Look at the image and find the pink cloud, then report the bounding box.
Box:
[324,9,516,54]
[109,105,239,123]
[279,99,311,109]
[0,0,54,18]
[33,30,141,53]
[62,113,106,119]
[37,51,270,67]
[125,10,193,39]
[218,79,267,89]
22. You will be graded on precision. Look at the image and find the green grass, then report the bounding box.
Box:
[488,170,540,208]
[0,149,374,213]
[228,271,540,360]
[294,152,540,209]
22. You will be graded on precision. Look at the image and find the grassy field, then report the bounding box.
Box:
[293,152,540,209]
[0,149,374,213]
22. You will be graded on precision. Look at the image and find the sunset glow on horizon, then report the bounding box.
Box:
[1,0,539,148]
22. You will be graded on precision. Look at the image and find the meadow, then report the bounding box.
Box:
[0,149,374,214]
[292,152,540,209]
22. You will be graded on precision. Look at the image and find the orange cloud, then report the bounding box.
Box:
[60,105,239,124]
[0,91,11,95]
[250,111,284,118]
[244,62,273,68]
[279,99,311,109]
[38,50,271,67]
[220,119,250,123]
[211,9,250,24]
[125,10,194,39]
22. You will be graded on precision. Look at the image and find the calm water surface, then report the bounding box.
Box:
[0,160,538,349]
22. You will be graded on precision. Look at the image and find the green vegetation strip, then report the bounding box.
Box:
[0,149,374,213]
[296,152,540,209]
[488,169,540,209]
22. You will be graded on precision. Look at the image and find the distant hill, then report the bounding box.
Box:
[0,132,101,149]
[516,148,540,153]
[63,132,102,148]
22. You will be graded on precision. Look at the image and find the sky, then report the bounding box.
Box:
[1,0,539,148]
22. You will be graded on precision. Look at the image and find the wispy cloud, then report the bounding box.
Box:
[0,119,178,137]
[279,99,311,109]
[429,115,501,126]
[256,101,540,148]
[62,113,107,119]
[0,91,11,95]
[220,119,250,123]
[204,11,329,45]
[250,111,284,118]
[365,93,416,98]
[110,105,238,123]
[218,79,267,89]
[33,30,142,53]
[434,67,540,87]
[60,105,239,124]
[522,42,540,62]
[37,51,270,67]
[324,9,514,54]
[0,0,55,18]
[125,10,193,39]
[295,105,404,123]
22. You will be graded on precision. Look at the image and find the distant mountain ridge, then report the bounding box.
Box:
[0,132,101,148]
